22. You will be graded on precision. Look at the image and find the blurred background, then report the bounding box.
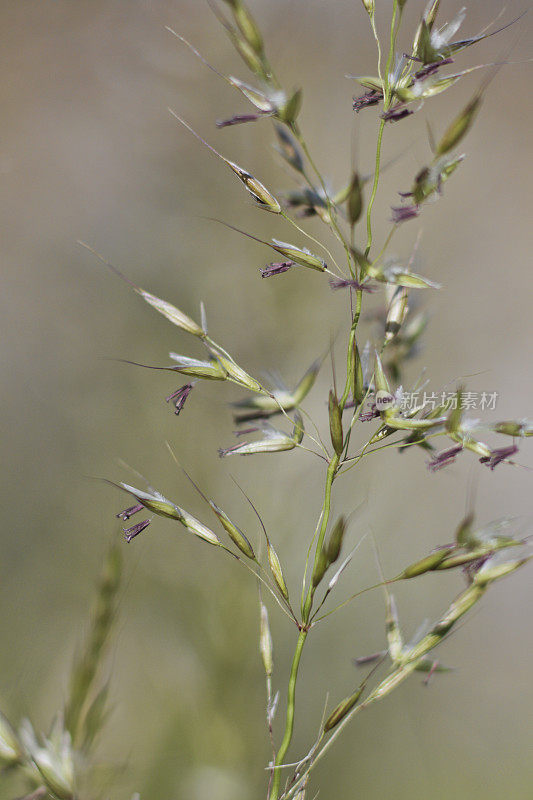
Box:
[1,1,532,798]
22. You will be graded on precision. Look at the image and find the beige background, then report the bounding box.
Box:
[1,1,532,798]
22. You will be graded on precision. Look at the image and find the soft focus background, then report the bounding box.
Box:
[1,1,532,798]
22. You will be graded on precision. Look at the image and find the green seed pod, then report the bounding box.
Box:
[259,603,273,677]
[292,359,321,405]
[493,420,533,437]
[356,75,384,93]
[0,711,21,766]
[328,390,344,456]
[373,352,390,395]
[169,354,228,380]
[118,483,183,520]
[210,502,255,559]
[179,509,221,546]
[226,160,281,213]
[278,88,303,125]
[311,547,330,588]
[361,0,375,16]
[455,511,475,548]
[347,171,363,226]
[228,76,274,112]
[208,349,262,392]
[138,289,204,337]
[349,339,365,405]
[327,516,347,565]
[445,387,464,434]
[228,29,267,77]
[324,685,364,732]
[268,542,289,601]
[233,3,264,54]
[274,124,304,173]
[437,95,482,156]
[270,239,326,271]
[474,556,531,587]
[399,547,455,579]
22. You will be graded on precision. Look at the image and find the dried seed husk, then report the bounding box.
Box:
[210,502,255,559]
[473,556,531,587]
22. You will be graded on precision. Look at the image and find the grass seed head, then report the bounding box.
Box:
[268,542,290,602]
[259,603,273,676]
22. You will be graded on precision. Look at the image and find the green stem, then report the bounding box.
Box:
[302,455,339,624]
[364,118,385,258]
[269,628,308,800]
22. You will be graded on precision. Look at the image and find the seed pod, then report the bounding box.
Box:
[179,509,221,546]
[228,76,274,112]
[324,685,364,732]
[349,339,365,404]
[493,420,533,437]
[311,547,329,588]
[259,603,273,677]
[385,286,409,342]
[268,542,289,601]
[118,483,183,520]
[226,161,281,212]
[274,124,304,172]
[169,113,280,212]
[473,555,531,587]
[233,3,264,55]
[210,502,255,559]
[373,351,390,396]
[437,94,482,156]
[271,239,326,271]
[293,359,321,405]
[207,349,262,392]
[327,516,347,564]
[328,390,344,456]
[138,289,204,337]
[347,171,363,226]
[228,28,267,77]
[399,546,455,579]
[169,354,228,380]
[361,0,375,15]
[455,511,475,548]
[278,88,303,125]
[445,387,464,434]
